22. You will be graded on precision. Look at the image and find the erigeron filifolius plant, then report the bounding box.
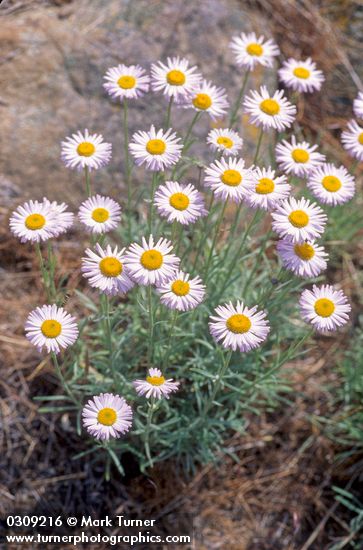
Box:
[10,34,358,475]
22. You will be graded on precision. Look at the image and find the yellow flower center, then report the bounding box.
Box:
[260,98,280,116]
[256,177,275,194]
[226,314,251,334]
[166,69,186,86]
[171,280,190,296]
[146,375,166,386]
[169,192,190,211]
[217,136,233,149]
[314,298,335,318]
[41,319,62,338]
[77,142,95,157]
[25,213,46,230]
[291,148,309,163]
[97,407,117,426]
[322,175,342,192]
[221,169,242,187]
[358,132,363,145]
[91,207,110,223]
[294,242,315,260]
[293,67,311,79]
[99,257,123,277]
[146,139,166,155]
[117,75,136,89]
[192,93,212,110]
[140,249,163,270]
[288,210,309,228]
[246,43,263,56]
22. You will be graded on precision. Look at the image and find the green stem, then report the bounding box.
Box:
[192,194,215,272]
[183,112,201,151]
[217,209,261,300]
[123,98,132,239]
[144,397,156,467]
[147,285,154,365]
[229,70,250,127]
[84,165,91,197]
[148,172,159,234]
[51,352,77,404]
[47,241,57,301]
[253,127,264,165]
[203,349,233,417]
[203,201,227,282]
[101,295,115,381]
[165,95,174,129]
[35,242,50,301]
[162,310,179,368]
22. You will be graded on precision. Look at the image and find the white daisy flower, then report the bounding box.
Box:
[353,91,363,120]
[278,58,325,93]
[181,80,229,121]
[341,120,363,162]
[243,86,296,131]
[42,198,74,237]
[206,128,243,157]
[124,235,180,286]
[133,368,179,400]
[299,284,351,332]
[271,197,327,243]
[61,129,112,172]
[82,393,133,441]
[81,244,134,296]
[129,125,182,172]
[209,301,270,352]
[156,270,206,311]
[78,194,121,234]
[204,157,256,203]
[277,239,328,278]
[151,56,202,101]
[154,181,207,225]
[245,166,291,210]
[275,136,326,177]
[103,64,150,101]
[25,304,78,354]
[307,163,356,206]
[10,200,58,244]
[229,32,280,70]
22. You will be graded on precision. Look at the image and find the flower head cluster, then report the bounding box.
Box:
[82,394,133,440]
[25,304,78,354]
[209,301,270,352]
[82,244,134,296]
[243,86,296,131]
[206,128,243,157]
[103,64,150,101]
[275,136,325,177]
[157,270,206,311]
[78,195,122,234]
[151,57,202,101]
[124,235,180,286]
[61,129,112,171]
[299,285,351,332]
[181,80,229,120]
[204,157,256,203]
[129,125,182,171]
[246,166,291,211]
[133,368,179,399]
[154,181,207,225]
[10,198,73,243]
[229,32,280,70]
[278,58,324,93]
